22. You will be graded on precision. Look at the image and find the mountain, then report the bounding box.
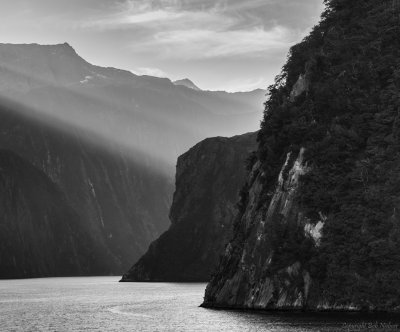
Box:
[121,132,257,282]
[0,98,172,278]
[0,43,265,171]
[0,150,103,278]
[0,43,264,278]
[203,0,400,312]
[173,78,201,91]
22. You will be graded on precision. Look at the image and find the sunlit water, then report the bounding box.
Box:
[1,277,400,331]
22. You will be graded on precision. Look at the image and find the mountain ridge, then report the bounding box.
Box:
[0,42,265,170]
[173,78,201,91]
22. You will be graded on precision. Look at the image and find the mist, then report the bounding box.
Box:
[0,43,265,176]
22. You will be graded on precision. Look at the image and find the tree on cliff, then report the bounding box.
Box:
[205,0,400,311]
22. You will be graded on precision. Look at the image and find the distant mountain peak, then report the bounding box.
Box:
[173,78,201,91]
[60,42,75,50]
[53,42,79,55]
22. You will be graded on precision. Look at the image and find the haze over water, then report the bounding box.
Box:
[0,277,399,331]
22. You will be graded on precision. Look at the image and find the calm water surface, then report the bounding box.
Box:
[0,277,399,331]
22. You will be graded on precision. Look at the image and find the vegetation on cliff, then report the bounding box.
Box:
[204,0,400,311]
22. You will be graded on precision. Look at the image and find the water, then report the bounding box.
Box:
[0,277,399,331]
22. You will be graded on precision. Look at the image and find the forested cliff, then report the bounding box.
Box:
[203,0,400,312]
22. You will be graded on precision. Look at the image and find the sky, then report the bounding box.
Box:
[0,0,325,92]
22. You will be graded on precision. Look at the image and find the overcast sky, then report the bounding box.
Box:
[0,0,324,91]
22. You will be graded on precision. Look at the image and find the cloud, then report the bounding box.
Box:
[76,0,322,60]
[0,0,324,91]
[149,25,295,60]
[81,9,185,29]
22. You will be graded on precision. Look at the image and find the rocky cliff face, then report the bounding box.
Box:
[202,148,318,308]
[203,0,400,312]
[121,132,257,282]
[0,100,172,278]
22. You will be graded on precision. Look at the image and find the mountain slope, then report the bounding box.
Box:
[121,133,257,282]
[0,98,172,277]
[203,0,400,312]
[0,43,265,170]
[0,150,102,279]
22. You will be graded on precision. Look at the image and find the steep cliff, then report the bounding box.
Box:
[203,0,400,312]
[0,99,172,277]
[121,133,257,282]
[0,150,101,278]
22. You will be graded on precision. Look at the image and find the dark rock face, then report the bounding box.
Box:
[121,132,257,282]
[0,100,172,278]
[203,1,400,312]
[0,150,101,278]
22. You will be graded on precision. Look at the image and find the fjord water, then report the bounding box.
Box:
[0,277,399,332]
